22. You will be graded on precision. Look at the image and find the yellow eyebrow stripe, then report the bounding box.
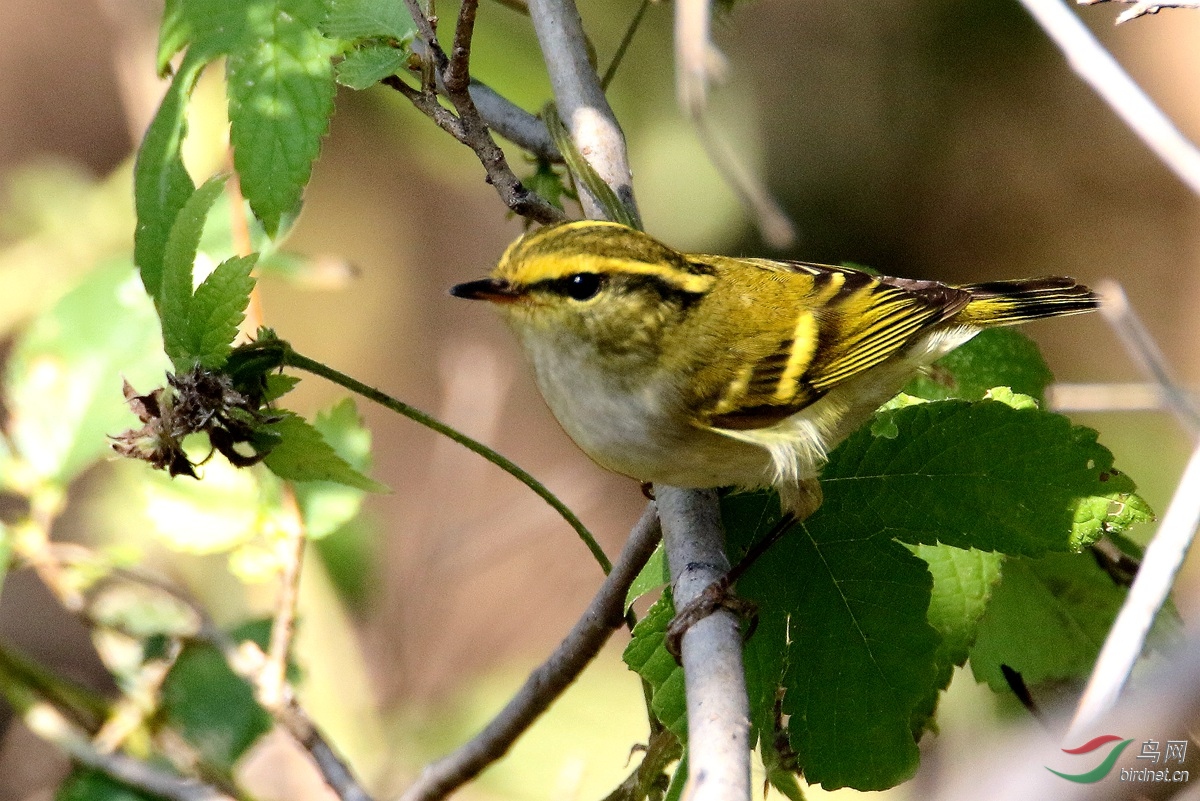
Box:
[523,255,717,294]
[774,311,818,401]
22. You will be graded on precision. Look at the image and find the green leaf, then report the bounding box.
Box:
[262,411,386,492]
[133,51,206,299]
[156,0,190,75]
[186,253,258,369]
[322,0,417,41]
[160,175,229,370]
[905,328,1054,403]
[6,261,168,483]
[970,552,1176,691]
[335,45,410,89]
[294,398,378,537]
[57,769,162,801]
[226,0,338,236]
[624,543,669,611]
[826,400,1144,555]
[728,492,939,791]
[622,592,687,737]
[716,397,1149,790]
[161,624,273,773]
[523,161,574,211]
[263,373,301,402]
[908,544,1003,733]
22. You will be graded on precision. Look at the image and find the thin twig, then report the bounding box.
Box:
[1067,435,1200,740]
[1096,280,1200,435]
[527,0,637,217]
[21,700,233,801]
[1046,381,1200,413]
[1018,0,1200,197]
[260,486,307,709]
[277,345,611,573]
[274,700,376,801]
[1079,0,1200,23]
[674,0,794,247]
[406,40,561,160]
[397,505,662,801]
[656,487,751,801]
[395,0,566,223]
[601,0,652,91]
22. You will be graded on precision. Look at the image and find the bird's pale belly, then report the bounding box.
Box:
[530,357,775,490]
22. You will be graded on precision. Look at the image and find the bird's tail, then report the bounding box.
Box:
[957,277,1099,327]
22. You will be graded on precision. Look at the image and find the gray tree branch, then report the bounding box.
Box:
[396,505,662,801]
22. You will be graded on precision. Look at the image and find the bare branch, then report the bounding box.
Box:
[397,505,662,801]
[273,701,377,801]
[656,487,751,801]
[1096,280,1200,435]
[21,701,233,801]
[1018,0,1200,198]
[673,0,795,247]
[1079,0,1200,23]
[1068,435,1200,740]
[410,39,561,161]
[464,80,560,160]
[1047,381,1200,413]
[526,0,637,217]
[395,0,566,224]
[1062,284,1200,739]
[260,487,307,709]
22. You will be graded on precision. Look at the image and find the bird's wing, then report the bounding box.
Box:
[695,261,971,431]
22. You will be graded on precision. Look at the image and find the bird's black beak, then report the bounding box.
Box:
[450,277,524,304]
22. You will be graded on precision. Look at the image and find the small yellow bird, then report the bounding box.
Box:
[452,220,1098,519]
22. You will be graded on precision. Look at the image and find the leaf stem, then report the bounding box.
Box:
[279,346,611,574]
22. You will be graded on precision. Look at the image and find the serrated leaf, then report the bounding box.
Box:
[335,45,410,89]
[133,51,207,299]
[322,0,417,41]
[161,623,272,772]
[970,552,1177,691]
[826,400,1143,555]
[623,592,687,737]
[625,544,669,611]
[186,253,258,369]
[262,411,385,492]
[905,328,1054,403]
[57,769,163,801]
[6,262,167,483]
[908,544,1003,733]
[156,0,190,76]
[160,175,228,370]
[263,373,300,402]
[718,396,1149,790]
[727,492,939,791]
[293,398,379,537]
[226,0,338,236]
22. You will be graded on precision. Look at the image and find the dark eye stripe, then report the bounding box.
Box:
[536,273,607,300]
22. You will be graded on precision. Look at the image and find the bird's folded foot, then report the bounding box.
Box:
[664,577,757,660]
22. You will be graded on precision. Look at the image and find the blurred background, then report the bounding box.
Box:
[0,0,1197,799]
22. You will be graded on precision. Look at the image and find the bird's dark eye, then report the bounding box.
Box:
[565,272,603,301]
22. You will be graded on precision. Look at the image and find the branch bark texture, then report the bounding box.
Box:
[526,0,637,217]
[656,487,751,801]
